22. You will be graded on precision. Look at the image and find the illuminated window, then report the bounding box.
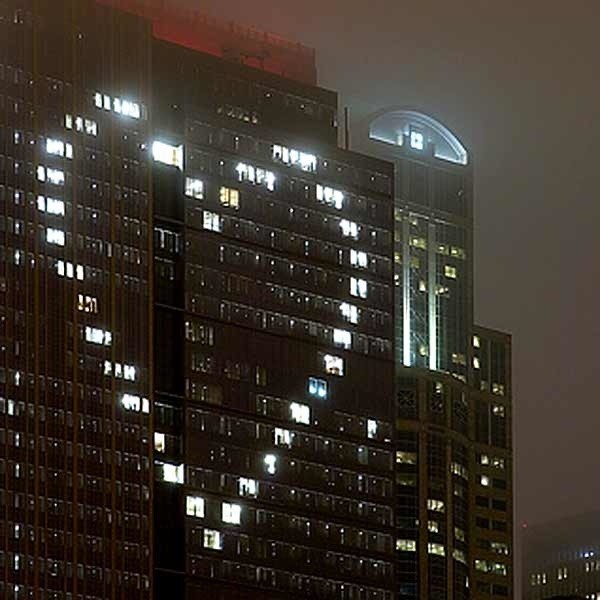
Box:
[451,246,466,259]
[350,249,368,268]
[161,463,184,484]
[121,394,149,413]
[396,451,417,465]
[273,144,317,172]
[367,419,378,439]
[238,477,257,497]
[453,549,467,564]
[492,383,506,396]
[290,402,310,425]
[85,119,98,136]
[451,462,468,479]
[274,427,292,447]
[333,328,352,349]
[445,265,457,279]
[38,195,65,216]
[154,432,165,453]
[264,454,277,475]
[186,496,205,518]
[411,237,427,250]
[316,184,344,209]
[113,97,141,119]
[46,138,73,159]
[65,114,73,129]
[410,129,424,150]
[396,539,416,552]
[491,542,509,555]
[85,326,111,346]
[222,502,242,525]
[323,354,344,376]
[473,335,481,348]
[77,294,98,314]
[236,162,275,191]
[480,454,490,465]
[57,260,84,281]
[219,186,240,209]
[428,521,439,533]
[340,219,359,239]
[492,404,505,417]
[46,228,65,246]
[37,166,65,186]
[480,475,490,487]
[185,177,204,199]
[454,527,466,542]
[152,141,183,170]
[308,377,327,399]
[203,211,222,232]
[105,362,137,382]
[340,302,359,324]
[203,529,222,550]
[558,567,568,581]
[428,543,445,556]
[427,499,445,513]
[473,356,481,369]
[350,277,367,299]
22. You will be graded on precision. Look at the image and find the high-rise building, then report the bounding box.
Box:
[2,1,513,600]
[523,512,600,600]
[358,111,514,600]
[3,1,396,599]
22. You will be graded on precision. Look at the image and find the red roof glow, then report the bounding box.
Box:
[95,0,317,85]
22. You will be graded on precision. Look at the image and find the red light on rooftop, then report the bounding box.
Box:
[95,0,317,85]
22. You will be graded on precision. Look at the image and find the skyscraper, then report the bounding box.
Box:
[358,110,514,600]
[3,1,396,599]
[1,1,513,600]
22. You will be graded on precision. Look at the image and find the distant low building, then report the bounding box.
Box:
[523,512,600,600]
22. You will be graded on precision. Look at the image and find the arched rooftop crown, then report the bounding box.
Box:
[369,108,468,165]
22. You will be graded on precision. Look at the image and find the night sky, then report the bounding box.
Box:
[181,0,600,582]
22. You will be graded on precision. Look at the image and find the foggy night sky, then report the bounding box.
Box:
[178,0,600,537]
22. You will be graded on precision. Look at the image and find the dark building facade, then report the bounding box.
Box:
[358,112,514,600]
[523,512,600,600]
[1,1,153,599]
[2,0,397,599]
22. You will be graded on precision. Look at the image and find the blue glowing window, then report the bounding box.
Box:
[308,377,327,399]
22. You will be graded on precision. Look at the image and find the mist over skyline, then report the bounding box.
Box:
[177,0,600,527]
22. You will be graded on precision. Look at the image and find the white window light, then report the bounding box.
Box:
[308,377,327,399]
[340,219,358,239]
[38,195,65,216]
[40,167,65,186]
[333,328,352,349]
[236,162,276,191]
[56,260,84,280]
[85,326,112,346]
[203,529,222,550]
[222,502,242,525]
[290,402,310,425]
[185,177,204,199]
[473,356,481,369]
[264,454,277,475]
[367,419,378,439]
[121,394,149,414]
[161,463,184,484]
[94,92,103,108]
[410,130,424,150]
[340,302,359,324]
[152,141,184,170]
[350,277,368,299]
[46,228,65,247]
[105,362,137,382]
[75,116,84,132]
[84,119,97,136]
[272,144,317,172]
[203,211,222,233]
[473,335,481,348]
[480,475,490,487]
[186,495,205,518]
[316,184,344,209]
[350,249,368,268]
[154,432,165,453]
[113,97,141,119]
[323,354,344,376]
[238,477,258,497]
[46,138,73,158]
[274,427,292,447]
[65,114,73,129]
